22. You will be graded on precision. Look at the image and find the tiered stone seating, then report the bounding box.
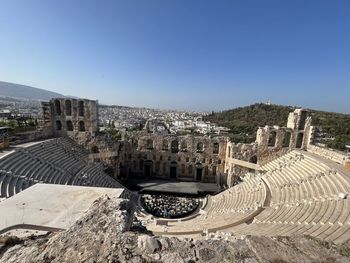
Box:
[142,150,350,244]
[144,176,267,234]
[227,151,350,244]
[0,137,123,198]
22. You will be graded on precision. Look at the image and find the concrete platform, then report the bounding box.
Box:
[0,184,124,235]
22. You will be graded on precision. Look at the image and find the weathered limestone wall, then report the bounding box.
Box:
[43,103,331,188]
[224,142,257,187]
[120,109,317,187]
[256,109,313,166]
[307,145,349,165]
[47,98,98,138]
[77,133,123,170]
[121,132,227,184]
[13,127,53,144]
[256,126,294,166]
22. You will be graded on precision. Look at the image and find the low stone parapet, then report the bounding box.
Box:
[307,144,348,165]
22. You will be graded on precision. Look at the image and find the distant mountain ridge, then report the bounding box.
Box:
[0,81,65,101]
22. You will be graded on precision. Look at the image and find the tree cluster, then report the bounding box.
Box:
[204,103,350,150]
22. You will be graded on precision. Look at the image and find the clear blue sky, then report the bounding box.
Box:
[0,0,349,113]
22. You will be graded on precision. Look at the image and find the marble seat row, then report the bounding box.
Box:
[227,150,350,244]
[0,137,123,198]
[143,150,350,244]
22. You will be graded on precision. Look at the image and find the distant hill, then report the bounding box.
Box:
[204,103,350,150]
[0,81,65,101]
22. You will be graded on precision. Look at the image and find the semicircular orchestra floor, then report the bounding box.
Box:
[140,193,201,219]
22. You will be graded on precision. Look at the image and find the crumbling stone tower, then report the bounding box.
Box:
[42,98,98,137]
[256,109,313,164]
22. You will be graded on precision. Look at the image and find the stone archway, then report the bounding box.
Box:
[195,162,203,181]
[144,160,153,178]
[170,161,178,179]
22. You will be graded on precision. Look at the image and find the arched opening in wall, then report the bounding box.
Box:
[298,110,308,130]
[139,160,144,171]
[249,155,257,164]
[56,120,62,131]
[213,142,219,154]
[162,140,168,151]
[144,160,153,178]
[228,146,231,157]
[181,164,186,176]
[195,163,203,181]
[78,121,85,131]
[283,132,292,148]
[180,140,187,152]
[66,120,74,131]
[91,146,99,153]
[212,166,217,176]
[296,133,304,148]
[170,161,177,179]
[268,131,277,147]
[188,165,193,176]
[196,142,204,153]
[146,139,153,150]
[204,166,209,176]
[65,100,72,116]
[78,101,85,116]
[171,140,179,153]
[155,162,160,173]
[54,100,61,115]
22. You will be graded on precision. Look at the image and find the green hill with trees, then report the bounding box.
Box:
[204,103,350,151]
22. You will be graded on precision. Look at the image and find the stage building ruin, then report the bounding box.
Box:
[39,99,348,187]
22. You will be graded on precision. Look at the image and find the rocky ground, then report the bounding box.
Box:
[0,195,349,263]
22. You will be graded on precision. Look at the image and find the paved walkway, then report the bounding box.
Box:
[0,184,124,235]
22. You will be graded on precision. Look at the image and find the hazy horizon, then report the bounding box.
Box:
[1,1,349,113]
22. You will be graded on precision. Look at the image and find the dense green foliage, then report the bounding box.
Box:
[204,103,350,150]
[0,118,38,133]
[312,111,350,150]
[104,127,122,142]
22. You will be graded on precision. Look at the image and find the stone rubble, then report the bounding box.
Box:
[0,195,349,263]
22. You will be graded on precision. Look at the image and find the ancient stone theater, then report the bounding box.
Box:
[0,97,349,247]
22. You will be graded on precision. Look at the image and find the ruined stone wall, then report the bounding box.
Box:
[118,108,317,187]
[13,127,53,145]
[48,98,98,138]
[40,103,324,187]
[256,126,294,166]
[121,132,227,184]
[41,98,124,173]
[307,144,349,165]
[256,109,313,165]
[224,142,257,187]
